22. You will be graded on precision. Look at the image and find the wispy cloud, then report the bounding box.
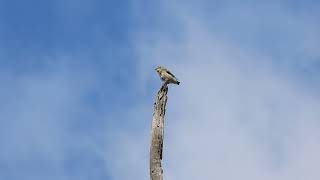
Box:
[106,1,320,179]
[0,58,111,180]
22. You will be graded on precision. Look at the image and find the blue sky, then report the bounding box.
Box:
[0,0,320,180]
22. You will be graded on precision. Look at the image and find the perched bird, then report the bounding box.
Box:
[155,66,180,85]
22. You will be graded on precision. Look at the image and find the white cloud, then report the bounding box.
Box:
[106,1,320,179]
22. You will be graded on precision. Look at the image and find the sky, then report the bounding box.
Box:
[0,0,320,179]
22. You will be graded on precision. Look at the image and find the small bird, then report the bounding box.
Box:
[155,66,180,85]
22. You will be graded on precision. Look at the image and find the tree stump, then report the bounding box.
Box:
[150,84,168,180]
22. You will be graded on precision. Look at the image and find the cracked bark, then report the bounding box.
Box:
[150,84,168,180]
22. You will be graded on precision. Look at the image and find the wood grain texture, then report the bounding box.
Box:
[150,84,168,180]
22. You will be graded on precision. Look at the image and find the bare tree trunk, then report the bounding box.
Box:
[150,84,168,180]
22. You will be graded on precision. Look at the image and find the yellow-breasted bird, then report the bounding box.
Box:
[155,66,180,85]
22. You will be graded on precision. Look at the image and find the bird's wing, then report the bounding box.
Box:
[165,69,176,78]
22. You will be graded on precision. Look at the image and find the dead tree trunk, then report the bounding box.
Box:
[150,84,168,180]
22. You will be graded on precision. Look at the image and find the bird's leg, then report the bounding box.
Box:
[159,82,167,91]
[162,81,168,89]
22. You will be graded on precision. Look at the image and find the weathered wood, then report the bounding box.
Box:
[150,84,168,180]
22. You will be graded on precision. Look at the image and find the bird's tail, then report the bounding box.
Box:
[176,81,180,85]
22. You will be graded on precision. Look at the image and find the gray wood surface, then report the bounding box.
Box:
[150,84,168,180]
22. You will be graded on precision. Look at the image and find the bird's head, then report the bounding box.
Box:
[155,66,163,73]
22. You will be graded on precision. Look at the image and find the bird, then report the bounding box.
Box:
[155,66,180,85]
